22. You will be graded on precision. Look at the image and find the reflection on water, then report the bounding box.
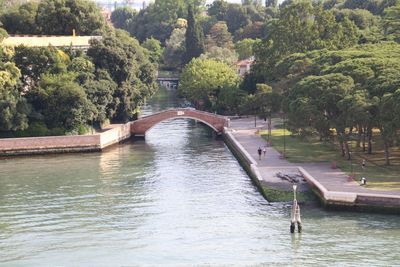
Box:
[0,87,399,266]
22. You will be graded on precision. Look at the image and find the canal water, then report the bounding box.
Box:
[1,87,399,266]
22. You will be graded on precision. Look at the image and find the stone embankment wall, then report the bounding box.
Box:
[222,128,269,200]
[0,123,132,156]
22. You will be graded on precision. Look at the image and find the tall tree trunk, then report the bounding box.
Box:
[383,140,390,166]
[268,116,272,141]
[344,140,351,160]
[362,126,366,152]
[356,125,362,148]
[367,126,373,154]
[339,140,345,157]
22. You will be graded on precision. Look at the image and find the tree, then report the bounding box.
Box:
[35,0,105,35]
[0,2,39,34]
[205,21,233,50]
[111,7,137,30]
[265,0,278,8]
[288,73,355,155]
[31,72,94,132]
[208,0,229,21]
[224,4,250,34]
[235,38,258,60]
[83,70,117,124]
[142,38,164,64]
[234,21,263,40]
[199,46,238,66]
[13,46,69,89]
[163,28,186,69]
[378,90,400,165]
[0,57,30,131]
[383,3,400,42]
[252,1,359,81]
[87,30,157,122]
[179,58,240,111]
[184,5,205,64]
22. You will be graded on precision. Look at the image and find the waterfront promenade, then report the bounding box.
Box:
[228,117,400,210]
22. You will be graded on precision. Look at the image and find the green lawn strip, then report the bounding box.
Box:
[260,129,400,190]
[261,186,318,203]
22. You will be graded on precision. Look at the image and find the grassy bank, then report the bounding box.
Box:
[260,129,400,190]
[261,185,318,203]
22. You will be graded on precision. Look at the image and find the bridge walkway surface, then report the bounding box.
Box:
[228,117,400,211]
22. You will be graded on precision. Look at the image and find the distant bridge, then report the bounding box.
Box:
[131,108,229,136]
[157,77,179,89]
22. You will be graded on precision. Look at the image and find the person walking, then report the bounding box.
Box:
[362,159,366,169]
[258,147,262,160]
[263,147,266,157]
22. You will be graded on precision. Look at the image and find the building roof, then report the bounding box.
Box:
[1,35,102,48]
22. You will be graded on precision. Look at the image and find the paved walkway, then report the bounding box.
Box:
[229,117,400,197]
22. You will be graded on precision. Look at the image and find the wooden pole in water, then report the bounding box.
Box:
[290,184,302,233]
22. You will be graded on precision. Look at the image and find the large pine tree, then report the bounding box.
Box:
[184,5,204,64]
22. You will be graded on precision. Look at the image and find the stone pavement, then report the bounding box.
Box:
[228,117,400,198]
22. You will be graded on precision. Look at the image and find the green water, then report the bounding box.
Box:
[0,87,399,266]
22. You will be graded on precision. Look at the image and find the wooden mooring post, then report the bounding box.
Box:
[290,184,302,233]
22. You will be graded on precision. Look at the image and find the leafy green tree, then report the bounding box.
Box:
[142,38,164,64]
[288,73,355,155]
[265,0,278,8]
[0,2,39,34]
[378,90,400,165]
[199,46,238,66]
[13,46,70,89]
[234,21,263,40]
[184,5,205,64]
[235,38,258,60]
[253,0,359,81]
[83,70,117,124]
[31,72,94,132]
[207,0,229,21]
[35,0,105,35]
[0,58,30,131]
[179,58,240,111]
[383,2,400,42]
[87,30,157,122]
[163,28,186,69]
[111,7,137,31]
[224,4,250,34]
[205,21,233,50]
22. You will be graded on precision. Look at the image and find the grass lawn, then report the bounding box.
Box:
[260,129,400,190]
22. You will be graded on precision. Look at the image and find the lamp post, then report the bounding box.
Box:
[293,184,297,201]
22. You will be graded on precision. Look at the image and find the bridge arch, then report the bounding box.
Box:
[131,109,228,136]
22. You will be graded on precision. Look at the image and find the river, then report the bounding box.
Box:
[0,86,399,266]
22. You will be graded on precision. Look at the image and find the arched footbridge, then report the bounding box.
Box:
[131,108,229,136]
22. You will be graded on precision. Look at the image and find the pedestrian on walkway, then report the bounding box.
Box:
[362,159,366,169]
[258,147,262,160]
[263,147,266,157]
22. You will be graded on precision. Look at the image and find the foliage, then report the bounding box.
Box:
[184,5,205,64]
[205,21,233,50]
[199,46,238,67]
[0,2,39,34]
[179,58,240,111]
[234,38,259,60]
[252,0,359,81]
[163,28,186,69]
[0,58,30,131]
[29,72,94,131]
[383,2,400,42]
[111,7,137,31]
[142,38,164,64]
[87,30,157,122]
[126,0,204,43]
[35,0,105,35]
